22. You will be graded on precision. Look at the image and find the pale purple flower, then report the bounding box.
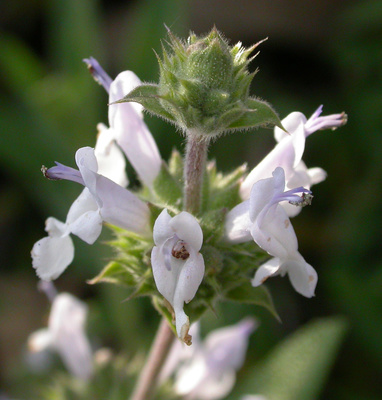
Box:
[32,146,150,281]
[94,122,128,188]
[173,318,257,400]
[151,209,205,342]
[28,292,93,381]
[240,106,346,216]
[84,57,162,188]
[46,146,150,235]
[226,167,317,297]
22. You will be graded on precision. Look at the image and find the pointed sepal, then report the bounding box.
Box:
[113,83,176,123]
[227,97,284,131]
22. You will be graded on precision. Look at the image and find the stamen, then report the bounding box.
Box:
[161,235,191,271]
[289,192,313,207]
[305,105,347,136]
[44,162,85,186]
[171,241,190,260]
[83,57,113,94]
[273,186,312,206]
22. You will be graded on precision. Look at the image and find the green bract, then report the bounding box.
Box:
[114,27,283,137]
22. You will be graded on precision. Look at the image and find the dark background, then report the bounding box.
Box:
[1,0,381,399]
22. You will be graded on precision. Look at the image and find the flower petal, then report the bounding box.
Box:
[151,246,179,304]
[75,147,100,204]
[109,72,161,188]
[248,176,276,222]
[28,328,53,352]
[204,317,257,371]
[172,253,205,338]
[95,173,150,236]
[170,212,203,251]
[69,210,103,245]
[307,166,327,185]
[251,257,281,287]
[32,234,74,281]
[225,200,252,243]
[285,256,317,298]
[49,293,93,380]
[274,111,307,142]
[95,123,128,187]
[153,209,174,245]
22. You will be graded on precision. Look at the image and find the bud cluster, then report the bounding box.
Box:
[115,28,283,137]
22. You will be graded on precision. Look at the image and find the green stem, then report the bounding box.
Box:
[130,318,175,400]
[183,133,208,214]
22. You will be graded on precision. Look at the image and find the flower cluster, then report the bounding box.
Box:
[31,29,346,345]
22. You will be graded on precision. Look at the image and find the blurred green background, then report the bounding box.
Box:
[1,0,381,399]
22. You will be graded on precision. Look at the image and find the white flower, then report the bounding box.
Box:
[94,122,128,188]
[241,396,268,400]
[32,146,150,281]
[240,106,346,216]
[226,167,317,297]
[28,293,93,381]
[173,318,257,400]
[84,57,162,188]
[151,209,205,343]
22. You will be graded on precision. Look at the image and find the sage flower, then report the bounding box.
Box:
[151,209,205,343]
[84,57,161,188]
[32,146,150,281]
[174,318,257,400]
[240,106,346,216]
[226,167,317,297]
[28,292,93,380]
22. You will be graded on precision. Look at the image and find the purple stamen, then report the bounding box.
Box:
[305,105,347,136]
[44,162,85,186]
[273,186,312,206]
[83,57,113,94]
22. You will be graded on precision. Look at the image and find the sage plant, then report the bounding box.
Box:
[31,27,346,400]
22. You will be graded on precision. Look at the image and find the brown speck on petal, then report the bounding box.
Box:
[284,219,290,228]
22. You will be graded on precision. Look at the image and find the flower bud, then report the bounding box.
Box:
[115,27,283,138]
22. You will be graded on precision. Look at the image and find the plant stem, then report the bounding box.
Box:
[130,318,175,400]
[130,133,208,400]
[183,133,208,214]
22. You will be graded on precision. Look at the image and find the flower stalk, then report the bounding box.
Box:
[130,318,175,400]
[183,133,208,215]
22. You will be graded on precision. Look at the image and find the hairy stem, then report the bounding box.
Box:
[183,134,208,214]
[130,318,175,400]
[130,133,208,400]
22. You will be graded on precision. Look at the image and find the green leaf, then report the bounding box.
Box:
[88,261,137,286]
[115,84,176,123]
[225,281,280,321]
[227,97,284,131]
[152,161,183,206]
[240,317,348,400]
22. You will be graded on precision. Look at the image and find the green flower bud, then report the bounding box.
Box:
[115,27,283,138]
